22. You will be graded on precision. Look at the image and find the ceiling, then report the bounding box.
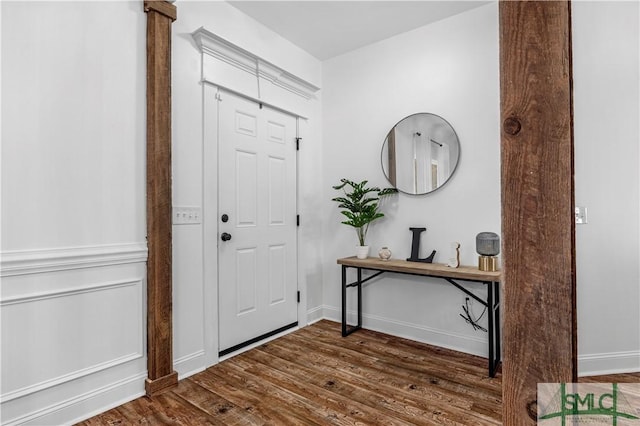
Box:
[227,1,491,60]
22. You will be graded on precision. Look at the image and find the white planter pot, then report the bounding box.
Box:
[356,245,370,259]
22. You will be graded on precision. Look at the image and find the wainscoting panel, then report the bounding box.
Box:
[0,245,147,426]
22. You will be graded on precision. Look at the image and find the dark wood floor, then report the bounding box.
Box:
[78,320,639,425]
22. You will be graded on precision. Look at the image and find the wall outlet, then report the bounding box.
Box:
[575,206,588,224]
[173,206,202,225]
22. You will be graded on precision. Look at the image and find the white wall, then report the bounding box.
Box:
[321,0,640,376]
[572,1,640,375]
[321,3,501,356]
[171,0,324,378]
[1,1,147,425]
[1,1,637,424]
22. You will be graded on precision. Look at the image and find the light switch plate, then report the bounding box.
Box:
[173,206,202,225]
[575,206,587,224]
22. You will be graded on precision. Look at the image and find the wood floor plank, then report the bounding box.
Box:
[302,322,494,379]
[78,320,638,426]
[248,343,495,425]
[78,408,127,426]
[257,332,500,425]
[193,362,333,425]
[223,355,415,426]
[271,327,502,410]
[150,392,225,425]
[235,350,444,425]
[172,379,265,425]
[113,395,180,425]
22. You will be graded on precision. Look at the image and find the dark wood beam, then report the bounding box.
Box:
[144,0,178,396]
[500,1,577,423]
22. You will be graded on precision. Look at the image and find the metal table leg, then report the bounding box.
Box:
[342,265,363,336]
[487,281,495,376]
[341,265,347,336]
[487,281,501,377]
[493,281,501,375]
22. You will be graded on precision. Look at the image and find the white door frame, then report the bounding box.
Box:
[194,28,319,368]
[202,82,308,367]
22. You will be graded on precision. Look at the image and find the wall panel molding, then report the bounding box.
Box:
[1,353,143,404]
[3,372,147,426]
[0,243,147,277]
[1,277,144,403]
[1,278,142,306]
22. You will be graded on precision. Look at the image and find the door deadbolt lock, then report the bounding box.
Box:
[221,232,232,242]
[221,214,229,223]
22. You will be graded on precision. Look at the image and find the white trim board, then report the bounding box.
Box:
[322,307,640,376]
[4,372,146,426]
[0,243,147,277]
[191,27,319,100]
[578,351,640,377]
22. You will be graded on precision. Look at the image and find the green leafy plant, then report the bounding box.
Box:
[332,178,398,246]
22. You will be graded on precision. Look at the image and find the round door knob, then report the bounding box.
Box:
[221,214,229,223]
[221,232,232,242]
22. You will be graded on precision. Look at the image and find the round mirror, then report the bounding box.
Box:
[381,113,460,195]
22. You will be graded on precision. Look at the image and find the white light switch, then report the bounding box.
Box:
[173,206,202,225]
[575,206,588,224]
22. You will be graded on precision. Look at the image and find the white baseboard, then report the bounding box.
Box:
[174,350,207,380]
[322,305,488,358]
[578,351,640,377]
[322,307,640,376]
[5,372,146,426]
[306,305,324,325]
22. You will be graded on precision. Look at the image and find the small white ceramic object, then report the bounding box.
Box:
[447,242,460,268]
[378,246,392,261]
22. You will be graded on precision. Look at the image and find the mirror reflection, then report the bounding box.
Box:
[381,113,460,195]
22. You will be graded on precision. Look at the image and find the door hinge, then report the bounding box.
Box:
[297,291,300,303]
[215,93,222,102]
[296,137,302,151]
[296,215,300,226]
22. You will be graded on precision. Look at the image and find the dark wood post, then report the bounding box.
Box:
[500,1,577,423]
[144,0,178,396]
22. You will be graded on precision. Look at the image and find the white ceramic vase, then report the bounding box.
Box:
[356,245,370,259]
[378,246,392,261]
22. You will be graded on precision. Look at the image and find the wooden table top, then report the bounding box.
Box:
[337,256,501,282]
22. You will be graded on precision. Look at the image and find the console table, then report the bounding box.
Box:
[337,256,502,377]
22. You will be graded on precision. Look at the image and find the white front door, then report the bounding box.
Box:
[218,90,298,354]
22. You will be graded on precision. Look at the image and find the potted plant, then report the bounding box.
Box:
[332,178,398,259]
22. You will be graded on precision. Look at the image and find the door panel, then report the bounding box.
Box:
[218,90,298,353]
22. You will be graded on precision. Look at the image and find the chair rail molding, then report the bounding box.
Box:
[191,27,320,100]
[0,243,147,277]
